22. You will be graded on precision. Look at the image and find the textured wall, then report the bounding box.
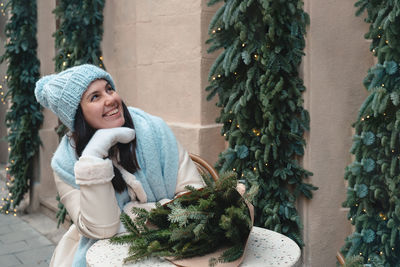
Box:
[102,0,225,163]
[300,0,372,265]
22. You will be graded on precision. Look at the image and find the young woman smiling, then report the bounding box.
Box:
[35,64,205,267]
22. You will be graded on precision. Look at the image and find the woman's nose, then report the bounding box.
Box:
[104,93,115,106]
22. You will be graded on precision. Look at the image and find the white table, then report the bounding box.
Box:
[87,226,301,267]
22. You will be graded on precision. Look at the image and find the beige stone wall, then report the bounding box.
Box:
[36,0,58,204]
[102,0,225,164]
[300,0,372,265]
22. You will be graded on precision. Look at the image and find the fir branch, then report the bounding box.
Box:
[206,0,314,246]
[110,172,252,266]
[0,0,43,214]
[341,1,400,264]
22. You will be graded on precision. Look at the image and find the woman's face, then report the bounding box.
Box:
[80,79,125,129]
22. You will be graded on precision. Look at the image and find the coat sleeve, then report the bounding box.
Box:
[54,156,121,239]
[174,141,205,195]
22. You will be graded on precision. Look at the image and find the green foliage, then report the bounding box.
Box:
[53,0,106,226]
[0,0,43,213]
[111,172,253,266]
[206,0,315,246]
[54,0,105,72]
[342,1,400,265]
[343,255,364,267]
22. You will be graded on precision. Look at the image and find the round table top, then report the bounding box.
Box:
[86,226,301,267]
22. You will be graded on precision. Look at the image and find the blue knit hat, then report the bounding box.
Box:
[35,64,115,131]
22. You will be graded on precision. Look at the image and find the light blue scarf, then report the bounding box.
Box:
[51,107,179,267]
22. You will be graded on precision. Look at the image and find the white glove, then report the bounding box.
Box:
[82,127,135,158]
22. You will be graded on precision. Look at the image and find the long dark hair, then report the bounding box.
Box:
[71,101,140,193]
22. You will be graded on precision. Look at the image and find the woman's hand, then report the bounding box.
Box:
[82,127,135,158]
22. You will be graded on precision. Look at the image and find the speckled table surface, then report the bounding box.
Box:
[86,226,301,267]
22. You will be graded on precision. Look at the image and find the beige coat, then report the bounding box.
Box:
[50,142,204,267]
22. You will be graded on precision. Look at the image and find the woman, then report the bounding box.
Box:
[34,64,205,267]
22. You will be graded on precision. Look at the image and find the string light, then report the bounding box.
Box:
[62,62,67,67]
[233,168,236,171]
[217,74,221,78]
[381,84,385,87]
[254,54,259,60]
[236,124,240,128]
[385,40,389,44]
[67,53,71,58]
[99,56,103,61]
[380,251,383,255]
[253,167,257,171]
[242,43,246,47]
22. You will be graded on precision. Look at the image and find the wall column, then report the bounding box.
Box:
[300,1,372,265]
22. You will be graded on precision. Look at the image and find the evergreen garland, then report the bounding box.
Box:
[206,0,316,246]
[341,1,400,265]
[0,0,43,214]
[53,0,106,226]
[111,172,254,266]
[54,0,105,72]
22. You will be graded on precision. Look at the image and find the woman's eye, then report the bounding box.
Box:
[90,95,98,101]
[106,85,115,92]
